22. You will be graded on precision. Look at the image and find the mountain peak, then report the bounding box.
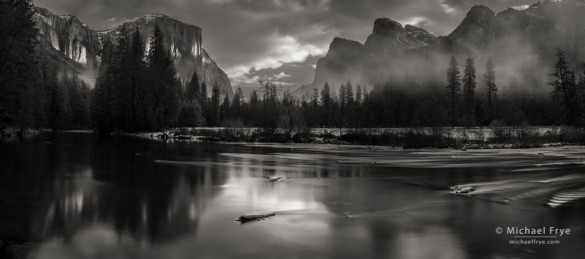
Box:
[447,4,495,49]
[467,5,495,17]
[372,18,404,36]
[132,13,170,22]
[33,6,232,98]
[328,37,365,57]
[330,37,363,49]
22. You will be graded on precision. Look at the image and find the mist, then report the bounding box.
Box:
[303,1,585,101]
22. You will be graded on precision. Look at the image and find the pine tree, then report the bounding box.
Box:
[220,94,230,122]
[177,100,204,127]
[200,80,209,122]
[91,40,116,132]
[550,49,578,125]
[260,80,279,132]
[484,58,498,124]
[113,26,132,130]
[445,55,461,127]
[128,26,147,130]
[147,24,180,129]
[310,88,319,126]
[209,82,221,126]
[345,80,354,105]
[201,81,208,100]
[311,88,319,107]
[339,83,346,113]
[66,75,88,129]
[320,81,331,127]
[462,57,476,126]
[249,89,260,126]
[231,87,244,120]
[356,84,362,105]
[45,67,65,130]
[186,71,201,104]
[0,0,40,130]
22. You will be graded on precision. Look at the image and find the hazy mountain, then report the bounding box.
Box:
[294,18,436,96]
[33,6,233,98]
[297,0,585,97]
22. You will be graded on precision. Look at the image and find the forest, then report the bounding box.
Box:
[1,0,585,141]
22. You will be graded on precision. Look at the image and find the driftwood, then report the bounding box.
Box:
[264,176,286,182]
[451,185,476,194]
[236,212,276,223]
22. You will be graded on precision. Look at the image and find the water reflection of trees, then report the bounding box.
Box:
[31,133,226,243]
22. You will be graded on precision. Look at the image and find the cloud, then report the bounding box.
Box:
[34,0,538,89]
[232,55,321,90]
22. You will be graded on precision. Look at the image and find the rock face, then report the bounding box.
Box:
[99,14,233,98]
[448,5,495,50]
[298,0,585,97]
[33,7,232,98]
[311,38,367,91]
[364,18,436,56]
[295,18,435,96]
[34,7,101,74]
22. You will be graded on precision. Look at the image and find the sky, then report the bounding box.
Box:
[34,0,537,90]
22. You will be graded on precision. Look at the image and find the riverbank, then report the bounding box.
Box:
[0,128,43,141]
[135,126,585,149]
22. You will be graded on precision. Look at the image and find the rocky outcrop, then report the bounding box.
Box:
[448,5,495,50]
[313,37,367,85]
[364,18,436,56]
[98,14,233,98]
[295,19,435,96]
[34,7,101,74]
[33,7,233,98]
[295,37,368,95]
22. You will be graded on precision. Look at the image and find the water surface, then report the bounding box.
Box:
[1,132,584,259]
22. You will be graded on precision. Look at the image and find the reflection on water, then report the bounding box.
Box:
[1,132,584,259]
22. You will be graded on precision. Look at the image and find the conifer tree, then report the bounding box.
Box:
[231,87,244,120]
[91,40,116,132]
[320,81,331,127]
[345,80,354,106]
[128,27,147,129]
[187,71,202,104]
[113,26,132,130]
[484,58,498,124]
[261,80,279,132]
[0,0,40,129]
[208,82,221,126]
[221,94,230,122]
[462,57,476,126]
[249,89,260,126]
[445,55,461,127]
[147,24,180,129]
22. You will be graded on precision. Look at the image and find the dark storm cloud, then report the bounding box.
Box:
[34,0,537,88]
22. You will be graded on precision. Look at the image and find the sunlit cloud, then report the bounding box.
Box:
[440,3,459,14]
[399,16,428,27]
[226,34,325,85]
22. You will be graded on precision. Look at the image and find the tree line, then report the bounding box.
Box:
[1,0,583,135]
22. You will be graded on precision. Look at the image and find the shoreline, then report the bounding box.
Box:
[3,127,583,149]
[130,126,585,150]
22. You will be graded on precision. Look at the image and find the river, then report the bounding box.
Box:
[1,132,584,259]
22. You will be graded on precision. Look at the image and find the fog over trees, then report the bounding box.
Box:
[1,0,585,135]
